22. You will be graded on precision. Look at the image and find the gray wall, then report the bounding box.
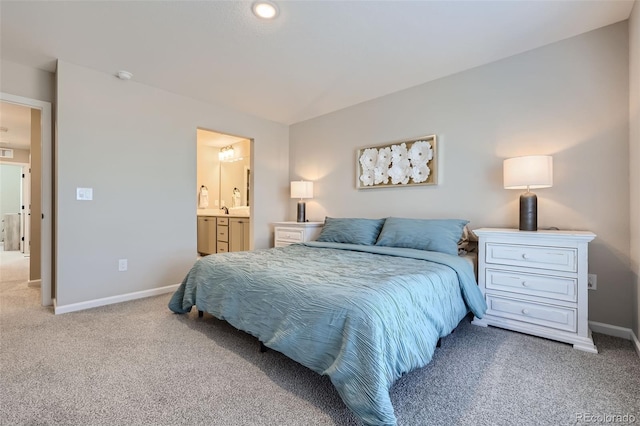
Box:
[629,2,640,340]
[56,60,289,307]
[290,23,632,328]
[0,60,55,103]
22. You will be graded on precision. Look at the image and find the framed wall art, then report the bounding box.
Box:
[356,135,437,189]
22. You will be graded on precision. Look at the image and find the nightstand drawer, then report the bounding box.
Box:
[216,242,228,253]
[486,243,577,272]
[275,228,304,243]
[486,295,577,332]
[486,269,577,302]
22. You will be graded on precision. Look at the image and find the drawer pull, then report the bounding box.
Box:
[522,309,530,315]
[521,281,528,287]
[522,253,529,260]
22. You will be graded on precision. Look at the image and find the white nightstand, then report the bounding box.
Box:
[471,228,597,353]
[273,222,324,247]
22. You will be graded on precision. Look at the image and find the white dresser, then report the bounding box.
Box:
[471,228,597,353]
[273,222,324,247]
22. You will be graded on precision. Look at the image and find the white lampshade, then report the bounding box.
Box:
[503,155,553,190]
[290,181,313,199]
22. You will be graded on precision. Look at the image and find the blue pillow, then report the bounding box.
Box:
[375,217,469,255]
[316,217,385,245]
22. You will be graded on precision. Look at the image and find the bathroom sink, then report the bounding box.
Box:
[228,206,250,216]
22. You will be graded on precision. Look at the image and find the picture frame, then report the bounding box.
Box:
[356,134,437,189]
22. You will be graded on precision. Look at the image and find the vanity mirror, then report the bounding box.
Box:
[220,140,250,209]
[196,129,251,215]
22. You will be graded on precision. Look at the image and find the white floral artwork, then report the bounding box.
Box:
[374,166,389,185]
[359,148,378,170]
[357,135,437,188]
[391,143,409,163]
[359,168,375,187]
[411,164,431,183]
[376,147,392,169]
[408,141,433,165]
[388,158,411,185]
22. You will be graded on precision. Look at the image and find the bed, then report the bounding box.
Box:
[169,217,487,426]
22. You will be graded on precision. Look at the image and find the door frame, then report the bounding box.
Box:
[1,92,53,307]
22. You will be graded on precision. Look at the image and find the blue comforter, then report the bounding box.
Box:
[169,242,486,425]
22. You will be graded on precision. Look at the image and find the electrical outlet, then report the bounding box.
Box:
[588,274,597,290]
[118,259,128,272]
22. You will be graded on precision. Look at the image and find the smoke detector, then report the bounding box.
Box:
[117,70,133,80]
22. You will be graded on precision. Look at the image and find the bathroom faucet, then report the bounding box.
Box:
[221,206,229,214]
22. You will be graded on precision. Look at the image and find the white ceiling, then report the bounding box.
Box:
[0,0,635,144]
[0,102,32,150]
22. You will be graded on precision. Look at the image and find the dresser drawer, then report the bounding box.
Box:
[275,227,304,243]
[216,217,229,226]
[485,243,577,272]
[216,242,229,253]
[485,269,577,302]
[486,295,576,332]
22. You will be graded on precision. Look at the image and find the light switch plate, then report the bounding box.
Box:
[76,187,93,201]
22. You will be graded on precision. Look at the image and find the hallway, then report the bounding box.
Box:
[0,243,38,308]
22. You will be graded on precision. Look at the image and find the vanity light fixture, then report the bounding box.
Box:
[504,155,553,231]
[252,1,279,19]
[218,145,235,162]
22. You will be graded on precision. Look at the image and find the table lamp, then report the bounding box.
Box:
[503,155,553,231]
[290,180,313,222]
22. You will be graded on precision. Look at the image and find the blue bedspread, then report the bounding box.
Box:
[169,242,486,425]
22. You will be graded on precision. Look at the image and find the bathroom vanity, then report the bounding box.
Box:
[197,210,250,255]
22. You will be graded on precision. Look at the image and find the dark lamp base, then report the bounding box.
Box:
[519,192,537,231]
[297,201,306,223]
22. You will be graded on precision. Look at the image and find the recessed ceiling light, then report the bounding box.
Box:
[252,1,278,19]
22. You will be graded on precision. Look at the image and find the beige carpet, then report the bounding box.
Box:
[0,243,30,283]
[0,243,41,315]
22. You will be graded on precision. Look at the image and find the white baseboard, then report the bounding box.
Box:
[53,283,180,315]
[27,279,41,288]
[589,321,640,359]
[588,321,632,339]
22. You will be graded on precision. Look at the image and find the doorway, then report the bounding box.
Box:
[0,94,52,307]
[196,128,253,253]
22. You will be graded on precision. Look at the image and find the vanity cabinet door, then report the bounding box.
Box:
[229,218,249,252]
[197,217,216,255]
